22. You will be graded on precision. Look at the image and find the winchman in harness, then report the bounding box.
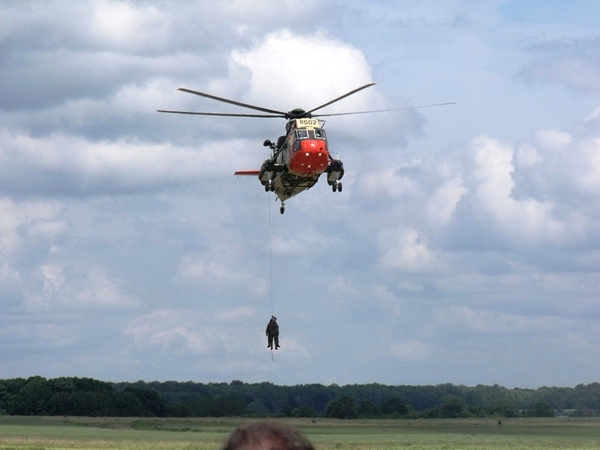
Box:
[266,316,280,350]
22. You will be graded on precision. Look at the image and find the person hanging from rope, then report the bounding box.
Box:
[266,316,280,350]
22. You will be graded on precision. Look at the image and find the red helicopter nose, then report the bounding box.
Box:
[289,139,329,176]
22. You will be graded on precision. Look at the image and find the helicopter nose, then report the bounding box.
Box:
[290,140,329,176]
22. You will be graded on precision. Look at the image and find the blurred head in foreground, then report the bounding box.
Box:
[222,422,315,450]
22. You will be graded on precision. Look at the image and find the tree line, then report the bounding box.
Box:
[1,377,599,418]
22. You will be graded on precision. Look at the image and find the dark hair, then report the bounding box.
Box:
[222,422,315,450]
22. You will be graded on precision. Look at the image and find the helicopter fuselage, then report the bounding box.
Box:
[252,118,344,211]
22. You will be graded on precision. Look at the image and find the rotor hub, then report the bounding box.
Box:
[287,108,310,119]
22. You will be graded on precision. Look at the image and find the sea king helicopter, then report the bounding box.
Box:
[158,83,453,214]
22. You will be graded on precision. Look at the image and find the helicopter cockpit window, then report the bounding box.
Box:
[296,128,326,140]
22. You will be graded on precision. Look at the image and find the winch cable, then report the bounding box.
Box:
[267,192,276,363]
[268,195,274,317]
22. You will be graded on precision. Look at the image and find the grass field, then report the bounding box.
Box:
[0,416,599,450]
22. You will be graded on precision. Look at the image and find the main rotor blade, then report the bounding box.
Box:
[305,82,376,116]
[178,88,288,116]
[157,109,285,118]
[312,101,457,117]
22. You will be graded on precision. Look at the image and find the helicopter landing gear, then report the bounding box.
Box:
[332,180,343,192]
[264,180,275,192]
[280,202,285,214]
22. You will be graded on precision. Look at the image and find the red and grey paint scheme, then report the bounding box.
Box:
[236,117,344,213]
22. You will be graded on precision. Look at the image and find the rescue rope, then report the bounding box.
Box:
[268,193,275,363]
[268,193,274,316]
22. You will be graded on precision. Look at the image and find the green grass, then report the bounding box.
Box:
[0,416,598,450]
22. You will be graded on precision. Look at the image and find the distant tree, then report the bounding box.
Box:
[380,396,410,417]
[124,386,167,417]
[326,395,356,419]
[20,376,52,415]
[279,405,293,417]
[187,395,214,416]
[293,405,319,417]
[527,401,555,417]
[485,400,519,418]
[246,399,270,416]
[423,406,441,418]
[167,402,194,417]
[212,394,246,416]
[440,395,466,418]
[109,391,147,416]
[357,399,379,417]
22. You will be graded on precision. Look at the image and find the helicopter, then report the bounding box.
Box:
[158,83,453,214]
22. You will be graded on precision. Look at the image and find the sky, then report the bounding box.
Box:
[1,0,600,389]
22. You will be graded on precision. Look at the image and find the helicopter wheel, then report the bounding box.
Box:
[270,181,275,192]
[338,182,343,192]
[280,206,285,214]
[332,182,337,193]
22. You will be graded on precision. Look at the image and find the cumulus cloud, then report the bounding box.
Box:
[435,305,561,335]
[468,134,564,245]
[177,254,268,299]
[125,309,232,356]
[0,198,65,305]
[123,307,311,366]
[231,30,374,108]
[0,126,260,196]
[426,176,467,224]
[511,113,600,249]
[90,1,168,53]
[0,198,64,257]
[379,227,435,272]
[213,29,419,145]
[519,36,600,94]
[23,264,139,312]
[391,340,431,362]
[518,116,600,204]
